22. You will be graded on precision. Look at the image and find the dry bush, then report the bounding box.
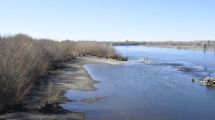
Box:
[0,34,119,108]
[42,83,61,104]
[0,34,64,106]
[60,41,77,60]
[0,35,36,105]
[71,41,118,58]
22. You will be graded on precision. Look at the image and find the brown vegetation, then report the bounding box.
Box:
[0,34,121,109]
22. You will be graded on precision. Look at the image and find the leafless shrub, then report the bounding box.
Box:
[0,34,119,107]
[71,41,117,58]
[0,35,63,106]
[42,83,61,104]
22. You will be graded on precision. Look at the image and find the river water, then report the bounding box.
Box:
[63,46,215,120]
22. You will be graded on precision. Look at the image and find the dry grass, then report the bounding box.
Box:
[0,34,120,107]
[71,41,117,58]
[42,83,61,104]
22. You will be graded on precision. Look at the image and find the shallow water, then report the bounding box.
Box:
[63,46,215,120]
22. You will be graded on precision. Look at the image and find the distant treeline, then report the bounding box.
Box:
[111,40,215,51]
[111,41,144,46]
[112,40,215,46]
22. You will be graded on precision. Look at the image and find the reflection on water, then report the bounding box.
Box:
[63,46,215,120]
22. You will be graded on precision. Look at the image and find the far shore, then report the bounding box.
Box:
[141,45,215,51]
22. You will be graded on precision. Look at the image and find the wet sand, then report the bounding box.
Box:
[55,56,127,92]
[0,56,125,120]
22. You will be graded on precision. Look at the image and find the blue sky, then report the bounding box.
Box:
[0,0,215,41]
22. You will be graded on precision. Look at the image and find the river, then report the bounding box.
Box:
[63,46,215,120]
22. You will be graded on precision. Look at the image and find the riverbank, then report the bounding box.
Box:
[0,56,125,120]
[0,34,121,109]
[55,56,127,92]
[0,34,126,119]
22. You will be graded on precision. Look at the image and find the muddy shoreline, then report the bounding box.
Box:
[0,56,125,120]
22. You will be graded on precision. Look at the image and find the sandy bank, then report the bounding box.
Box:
[55,56,126,91]
[0,56,125,120]
[81,56,128,65]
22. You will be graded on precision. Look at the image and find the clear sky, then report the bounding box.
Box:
[0,0,215,41]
